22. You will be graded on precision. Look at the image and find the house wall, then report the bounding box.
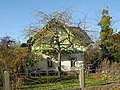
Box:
[29,53,84,72]
[61,53,84,71]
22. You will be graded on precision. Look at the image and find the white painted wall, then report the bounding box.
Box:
[28,53,84,72]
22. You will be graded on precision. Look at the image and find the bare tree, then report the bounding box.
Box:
[25,9,91,76]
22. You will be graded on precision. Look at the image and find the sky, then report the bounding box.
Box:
[0,0,120,42]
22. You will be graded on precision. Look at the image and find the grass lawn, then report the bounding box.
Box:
[21,76,109,90]
[85,77,108,87]
[23,79,79,90]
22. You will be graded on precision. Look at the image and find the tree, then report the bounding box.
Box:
[26,10,91,76]
[0,36,32,89]
[84,41,103,69]
[0,36,30,73]
[108,32,120,62]
[0,36,15,71]
[98,8,113,61]
[84,9,115,68]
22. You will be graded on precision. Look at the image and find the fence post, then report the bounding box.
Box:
[79,62,84,90]
[4,71,10,90]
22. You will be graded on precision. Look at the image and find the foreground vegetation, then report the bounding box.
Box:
[0,72,120,90]
[20,75,116,90]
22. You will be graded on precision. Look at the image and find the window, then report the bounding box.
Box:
[47,61,53,67]
[71,57,76,67]
[71,60,75,67]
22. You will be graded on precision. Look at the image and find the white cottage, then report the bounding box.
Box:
[26,19,91,74]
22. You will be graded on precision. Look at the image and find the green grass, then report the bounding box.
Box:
[22,79,79,90]
[21,75,109,90]
[85,77,108,87]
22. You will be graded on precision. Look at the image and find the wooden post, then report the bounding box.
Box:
[4,71,10,90]
[79,62,84,90]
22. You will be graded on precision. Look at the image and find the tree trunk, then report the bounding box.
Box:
[58,51,61,77]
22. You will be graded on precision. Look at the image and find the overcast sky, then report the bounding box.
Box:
[0,0,120,42]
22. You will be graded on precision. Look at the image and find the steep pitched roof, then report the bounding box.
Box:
[46,19,92,46]
[68,27,92,46]
[30,19,92,48]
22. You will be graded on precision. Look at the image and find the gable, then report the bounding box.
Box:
[31,19,91,53]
